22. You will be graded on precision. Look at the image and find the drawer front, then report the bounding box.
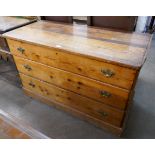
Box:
[14,56,129,110]
[8,39,136,90]
[20,73,124,127]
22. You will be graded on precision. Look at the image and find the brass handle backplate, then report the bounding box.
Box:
[100,90,111,98]
[23,64,32,71]
[29,82,35,88]
[98,111,108,117]
[101,69,115,77]
[17,47,25,54]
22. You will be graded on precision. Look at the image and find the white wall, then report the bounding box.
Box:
[135,16,148,32]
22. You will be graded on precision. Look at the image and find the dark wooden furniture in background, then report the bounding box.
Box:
[87,16,138,31]
[0,17,36,61]
[41,16,73,23]
[149,16,155,33]
[4,21,152,135]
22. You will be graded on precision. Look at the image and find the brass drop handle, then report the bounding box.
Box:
[23,64,32,71]
[100,90,111,98]
[29,82,35,88]
[101,69,115,77]
[98,111,108,117]
[17,47,25,54]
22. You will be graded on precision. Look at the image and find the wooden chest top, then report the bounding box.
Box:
[3,21,152,69]
[0,17,35,34]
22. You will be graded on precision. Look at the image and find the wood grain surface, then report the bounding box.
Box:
[8,39,137,90]
[3,21,152,68]
[20,73,125,127]
[0,17,32,33]
[14,56,129,110]
[24,88,123,135]
[0,109,49,139]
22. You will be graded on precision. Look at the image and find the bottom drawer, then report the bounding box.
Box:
[20,73,125,127]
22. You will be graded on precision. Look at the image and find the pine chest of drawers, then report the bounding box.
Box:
[3,21,152,135]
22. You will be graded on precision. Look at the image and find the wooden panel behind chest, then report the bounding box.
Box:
[8,39,137,90]
[20,73,125,127]
[14,56,129,110]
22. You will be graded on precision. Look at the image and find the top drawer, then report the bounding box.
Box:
[7,39,137,90]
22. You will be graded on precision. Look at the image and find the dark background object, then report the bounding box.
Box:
[41,16,73,23]
[149,16,155,33]
[0,37,9,52]
[87,16,138,31]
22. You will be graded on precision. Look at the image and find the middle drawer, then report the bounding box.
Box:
[14,56,129,110]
